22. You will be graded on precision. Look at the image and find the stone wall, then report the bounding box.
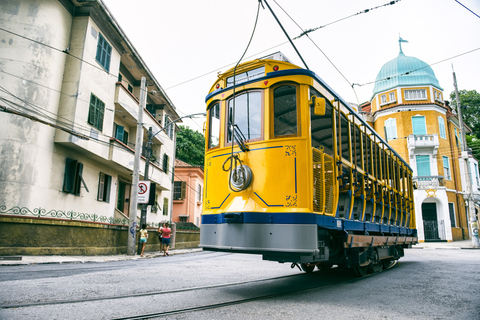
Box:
[0,215,200,256]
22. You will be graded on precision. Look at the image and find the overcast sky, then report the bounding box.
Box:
[102,0,480,131]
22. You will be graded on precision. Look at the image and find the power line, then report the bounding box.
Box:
[454,0,480,19]
[354,47,480,88]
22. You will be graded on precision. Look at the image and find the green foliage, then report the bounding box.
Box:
[450,90,480,159]
[175,125,205,167]
[450,89,480,138]
[465,135,480,161]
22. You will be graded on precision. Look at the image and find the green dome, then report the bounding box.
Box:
[372,51,442,98]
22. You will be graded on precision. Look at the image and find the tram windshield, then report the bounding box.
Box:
[227,91,262,143]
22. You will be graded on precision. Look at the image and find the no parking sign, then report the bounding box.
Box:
[138,181,150,204]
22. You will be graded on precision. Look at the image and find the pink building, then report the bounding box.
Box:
[172,159,204,227]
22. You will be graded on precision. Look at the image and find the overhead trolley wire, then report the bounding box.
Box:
[293,0,402,39]
[354,47,480,88]
[454,0,480,19]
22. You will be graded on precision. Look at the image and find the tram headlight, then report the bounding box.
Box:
[230,164,253,191]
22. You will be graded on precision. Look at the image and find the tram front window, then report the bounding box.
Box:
[208,103,220,149]
[227,91,262,143]
[274,85,297,136]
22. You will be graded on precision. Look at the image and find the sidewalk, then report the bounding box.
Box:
[1,241,478,267]
[412,239,479,250]
[0,248,203,266]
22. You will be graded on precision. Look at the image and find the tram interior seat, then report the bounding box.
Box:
[374,201,383,223]
[337,191,352,219]
[364,198,374,222]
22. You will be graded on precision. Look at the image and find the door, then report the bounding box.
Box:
[422,202,439,240]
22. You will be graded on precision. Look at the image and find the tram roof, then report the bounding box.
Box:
[205,63,411,170]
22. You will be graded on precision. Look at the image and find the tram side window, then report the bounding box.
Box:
[310,87,333,156]
[227,91,262,143]
[273,85,297,136]
[208,103,220,149]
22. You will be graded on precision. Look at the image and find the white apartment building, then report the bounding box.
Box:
[0,0,179,227]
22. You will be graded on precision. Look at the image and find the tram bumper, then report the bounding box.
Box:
[200,223,327,263]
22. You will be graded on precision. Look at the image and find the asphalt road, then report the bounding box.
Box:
[0,249,479,319]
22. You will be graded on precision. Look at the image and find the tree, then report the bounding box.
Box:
[175,125,205,167]
[450,89,480,138]
[450,90,480,160]
[465,135,480,161]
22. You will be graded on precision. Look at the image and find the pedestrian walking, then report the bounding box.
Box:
[157,223,165,252]
[139,224,148,257]
[161,222,172,256]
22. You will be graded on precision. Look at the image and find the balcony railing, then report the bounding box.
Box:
[413,175,445,189]
[407,134,439,148]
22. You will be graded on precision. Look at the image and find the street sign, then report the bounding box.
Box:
[138,180,150,204]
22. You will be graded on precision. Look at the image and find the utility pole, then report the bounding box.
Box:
[132,112,206,253]
[453,67,479,248]
[137,126,153,254]
[127,77,147,255]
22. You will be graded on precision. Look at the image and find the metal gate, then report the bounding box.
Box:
[424,220,446,240]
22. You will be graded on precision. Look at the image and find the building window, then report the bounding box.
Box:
[380,94,387,104]
[416,155,431,177]
[405,89,427,100]
[116,180,130,214]
[63,158,83,196]
[197,184,202,202]
[163,197,169,216]
[274,85,298,136]
[227,91,262,143]
[384,118,397,140]
[454,127,462,149]
[412,116,427,135]
[389,92,396,102]
[163,154,169,174]
[173,181,186,200]
[88,94,105,131]
[95,33,112,72]
[475,163,480,186]
[449,203,456,228]
[208,103,220,149]
[443,156,451,180]
[164,115,174,140]
[97,172,111,202]
[438,116,446,139]
[114,124,129,145]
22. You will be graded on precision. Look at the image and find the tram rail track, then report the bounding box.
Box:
[1,261,397,319]
[113,261,398,320]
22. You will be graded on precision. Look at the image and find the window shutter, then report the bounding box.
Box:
[412,116,426,135]
[181,181,186,199]
[98,172,105,201]
[63,158,77,193]
[416,155,431,177]
[438,117,446,139]
[115,125,124,143]
[74,162,83,196]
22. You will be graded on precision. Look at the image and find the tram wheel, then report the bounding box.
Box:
[301,263,315,273]
[353,264,369,277]
[382,258,394,269]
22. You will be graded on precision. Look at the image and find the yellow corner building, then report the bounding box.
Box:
[361,39,479,242]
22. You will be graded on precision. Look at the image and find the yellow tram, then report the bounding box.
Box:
[200,53,417,275]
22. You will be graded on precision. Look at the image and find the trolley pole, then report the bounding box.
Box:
[127,77,147,255]
[453,67,479,248]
